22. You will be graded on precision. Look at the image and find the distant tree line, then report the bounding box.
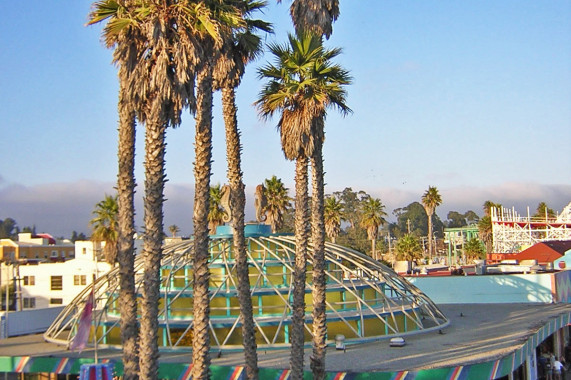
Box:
[0,218,36,239]
[0,217,86,242]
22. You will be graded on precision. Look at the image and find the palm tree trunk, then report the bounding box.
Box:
[116,90,139,380]
[222,87,258,379]
[427,214,433,261]
[139,109,167,380]
[290,156,309,380]
[192,62,213,380]
[372,238,377,261]
[310,142,326,380]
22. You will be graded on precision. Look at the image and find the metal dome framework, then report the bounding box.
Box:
[44,226,448,350]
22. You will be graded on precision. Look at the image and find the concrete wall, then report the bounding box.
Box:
[407,273,555,304]
[0,306,64,338]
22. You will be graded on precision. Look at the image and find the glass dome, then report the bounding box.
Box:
[44,224,448,350]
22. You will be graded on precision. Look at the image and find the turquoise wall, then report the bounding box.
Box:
[407,273,554,303]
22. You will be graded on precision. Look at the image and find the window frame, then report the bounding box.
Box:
[50,275,63,291]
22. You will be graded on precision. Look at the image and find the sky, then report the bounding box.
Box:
[0,1,570,237]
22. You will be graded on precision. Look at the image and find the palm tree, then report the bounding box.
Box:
[87,3,143,377]
[89,194,119,264]
[208,184,227,234]
[360,197,387,261]
[190,5,249,379]
[483,200,501,217]
[421,186,442,261]
[324,196,343,243]
[256,32,351,380]
[263,176,290,233]
[479,200,501,254]
[464,237,485,262]
[534,202,556,220]
[114,90,140,380]
[396,234,423,263]
[168,225,180,238]
[213,9,272,376]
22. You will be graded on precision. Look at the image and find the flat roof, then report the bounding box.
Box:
[1,303,570,378]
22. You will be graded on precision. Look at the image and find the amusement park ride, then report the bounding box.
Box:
[491,202,571,253]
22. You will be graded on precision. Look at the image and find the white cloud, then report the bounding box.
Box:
[1,180,569,238]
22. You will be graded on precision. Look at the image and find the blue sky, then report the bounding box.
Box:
[1,1,570,237]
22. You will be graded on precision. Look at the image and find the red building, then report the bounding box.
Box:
[489,240,571,266]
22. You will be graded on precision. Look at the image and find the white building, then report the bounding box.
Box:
[17,241,112,310]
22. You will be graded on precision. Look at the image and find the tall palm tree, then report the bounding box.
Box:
[190,4,248,379]
[256,32,351,380]
[114,88,140,380]
[421,186,442,261]
[276,12,342,375]
[87,2,143,377]
[324,196,343,243]
[263,176,290,233]
[90,194,119,264]
[359,197,387,261]
[213,8,272,376]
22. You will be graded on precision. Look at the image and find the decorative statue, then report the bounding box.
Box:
[255,184,267,223]
[220,185,232,223]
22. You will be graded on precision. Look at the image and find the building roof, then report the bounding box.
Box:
[34,234,56,245]
[1,303,570,379]
[514,240,571,263]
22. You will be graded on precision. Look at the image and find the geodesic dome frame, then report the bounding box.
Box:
[44,225,448,350]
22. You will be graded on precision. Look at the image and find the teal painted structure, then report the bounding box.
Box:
[44,225,447,350]
[443,225,481,264]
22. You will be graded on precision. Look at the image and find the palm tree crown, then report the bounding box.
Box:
[279,0,340,39]
[208,184,228,234]
[360,197,387,260]
[256,32,352,161]
[168,225,180,238]
[263,176,291,232]
[90,194,119,264]
[396,234,423,262]
[324,196,343,243]
[421,186,442,216]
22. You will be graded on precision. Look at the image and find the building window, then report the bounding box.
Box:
[51,250,58,258]
[50,298,63,305]
[23,298,36,309]
[74,275,87,286]
[82,247,87,255]
[23,275,35,286]
[50,276,63,290]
